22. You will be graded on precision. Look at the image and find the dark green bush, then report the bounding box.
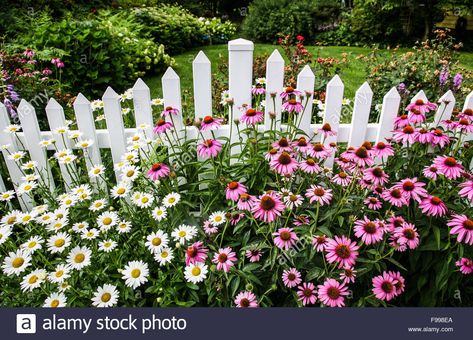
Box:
[242,0,341,43]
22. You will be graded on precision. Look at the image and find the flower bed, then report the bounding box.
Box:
[1,83,473,307]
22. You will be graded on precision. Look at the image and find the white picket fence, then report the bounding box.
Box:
[1,38,473,211]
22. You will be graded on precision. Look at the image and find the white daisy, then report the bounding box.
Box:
[54,149,72,160]
[39,139,55,147]
[67,246,92,270]
[60,195,78,208]
[1,211,19,227]
[89,199,107,212]
[18,181,37,195]
[92,284,119,307]
[72,185,92,201]
[145,230,169,254]
[43,292,67,308]
[209,211,226,226]
[49,264,72,284]
[36,212,54,225]
[58,282,71,292]
[54,126,69,135]
[171,225,198,245]
[283,193,303,209]
[47,232,71,254]
[75,139,94,149]
[81,228,100,240]
[46,218,68,233]
[2,249,32,276]
[151,206,167,221]
[72,221,89,233]
[110,182,131,199]
[116,220,132,234]
[89,165,105,178]
[122,151,139,164]
[0,225,12,245]
[98,239,117,253]
[7,151,26,162]
[58,154,77,165]
[53,207,69,221]
[127,135,142,144]
[163,192,181,208]
[121,165,140,182]
[132,192,154,208]
[17,211,36,225]
[21,161,38,170]
[4,124,21,133]
[154,248,174,266]
[121,260,149,289]
[91,99,104,111]
[184,263,208,284]
[151,98,164,106]
[0,190,15,202]
[97,211,118,231]
[68,130,83,140]
[32,204,48,215]
[21,173,39,182]
[21,269,47,292]
[21,235,44,254]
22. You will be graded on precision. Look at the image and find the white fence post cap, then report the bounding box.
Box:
[228,38,254,51]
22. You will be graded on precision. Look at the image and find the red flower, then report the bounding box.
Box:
[296,35,304,41]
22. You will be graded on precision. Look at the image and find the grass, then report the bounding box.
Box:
[145,43,473,100]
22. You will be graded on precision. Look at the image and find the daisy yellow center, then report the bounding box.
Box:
[22,215,31,222]
[117,188,125,195]
[86,232,94,237]
[214,216,223,222]
[168,197,176,204]
[161,251,168,258]
[28,275,38,284]
[101,293,112,302]
[74,253,85,263]
[131,269,141,278]
[152,237,162,246]
[141,197,149,203]
[103,217,112,225]
[28,241,37,248]
[104,242,112,248]
[55,270,64,278]
[55,239,65,247]
[178,230,186,237]
[12,257,25,268]
[24,185,32,191]
[126,170,134,177]
[94,169,101,174]
[50,299,60,308]
[65,199,72,205]
[191,267,201,276]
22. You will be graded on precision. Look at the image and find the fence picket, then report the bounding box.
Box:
[376,87,401,143]
[46,98,76,189]
[17,99,55,192]
[193,51,212,120]
[433,90,455,126]
[102,87,127,181]
[265,49,284,131]
[296,65,315,136]
[322,75,344,168]
[132,78,154,139]
[162,67,183,138]
[349,82,373,147]
[463,91,473,111]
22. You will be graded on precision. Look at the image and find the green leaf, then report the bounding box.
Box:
[386,257,407,271]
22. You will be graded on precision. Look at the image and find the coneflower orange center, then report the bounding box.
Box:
[151,163,161,171]
[278,152,292,165]
[279,231,291,241]
[364,222,377,234]
[463,219,473,230]
[327,287,340,299]
[260,196,276,210]
[335,244,350,259]
[444,157,457,167]
[355,147,368,159]
[228,181,239,190]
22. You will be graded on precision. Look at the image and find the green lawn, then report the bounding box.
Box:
[145,44,473,100]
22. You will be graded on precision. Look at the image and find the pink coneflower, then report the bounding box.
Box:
[269,152,299,175]
[372,272,397,301]
[153,119,173,134]
[225,182,247,202]
[234,291,258,308]
[318,123,337,137]
[297,282,317,306]
[419,195,448,217]
[273,227,298,250]
[407,109,426,124]
[237,193,256,211]
[305,185,332,206]
[308,143,331,159]
[282,268,302,288]
[161,106,179,117]
[429,129,450,148]
[433,155,463,180]
[373,142,394,158]
[197,139,222,158]
[251,84,266,95]
[146,163,170,180]
[293,215,310,226]
[265,148,280,161]
[203,221,218,235]
[340,267,357,284]
[393,223,419,250]
[386,216,405,233]
[229,212,244,225]
[282,99,304,113]
[200,115,223,131]
[312,235,329,252]
[363,167,389,186]
[332,171,352,186]
[393,125,416,144]
[364,196,382,210]
[393,178,427,202]
[381,187,408,207]
[459,180,473,200]
[317,279,349,307]
[423,165,438,180]
[272,138,293,152]
[325,236,359,268]
[293,137,312,154]
[388,271,405,296]
[185,241,208,265]
[453,118,473,133]
[455,257,473,275]
[240,108,264,125]
[300,158,321,174]
[351,146,374,167]
[414,128,432,144]
[406,99,437,114]
[212,247,237,272]
[448,214,473,245]
[245,249,263,262]
[459,108,473,121]
[394,114,410,128]
[389,235,408,252]
[354,217,384,245]
[280,86,302,99]
[283,193,303,210]
[442,119,457,130]
[252,192,285,223]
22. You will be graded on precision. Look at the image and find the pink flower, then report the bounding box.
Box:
[292,136,312,154]
[308,143,332,159]
[282,99,304,113]
[459,180,473,201]
[293,215,310,226]
[225,182,247,201]
[312,235,329,252]
[340,267,357,284]
[212,247,237,272]
[237,193,256,211]
[429,129,450,148]
[305,185,332,206]
[161,106,179,117]
[372,272,397,301]
[197,139,222,158]
[388,271,405,296]
[252,192,285,223]
[234,291,258,308]
[354,217,384,245]
[317,278,349,307]
[297,282,317,306]
[332,171,352,186]
[393,223,419,250]
[240,108,264,125]
[350,146,374,167]
[146,163,170,180]
[325,236,359,268]
[229,212,244,225]
[273,227,298,250]
[185,242,208,265]
[392,178,427,203]
[433,155,463,180]
[453,118,473,133]
[280,87,302,99]
[200,116,223,131]
[386,216,405,233]
[23,49,34,58]
[407,109,426,124]
[419,195,448,217]
[448,214,473,245]
[245,249,263,262]
[318,123,337,137]
[393,125,416,144]
[381,187,408,207]
[251,84,265,96]
[364,196,382,210]
[300,158,321,174]
[423,165,438,180]
[415,128,432,144]
[203,221,218,235]
[406,99,437,114]
[153,119,173,134]
[373,142,394,158]
[272,138,293,152]
[394,114,410,128]
[455,257,473,275]
[363,167,389,186]
[282,268,302,288]
[269,152,299,176]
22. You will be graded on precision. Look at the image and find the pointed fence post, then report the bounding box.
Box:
[348,82,373,147]
[46,98,76,189]
[322,75,344,168]
[162,67,183,140]
[102,87,127,181]
[193,51,212,120]
[433,90,455,127]
[132,78,154,139]
[17,99,55,192]
[265,49,284,131]
[376,87,401,143]
[296,65,315,136]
